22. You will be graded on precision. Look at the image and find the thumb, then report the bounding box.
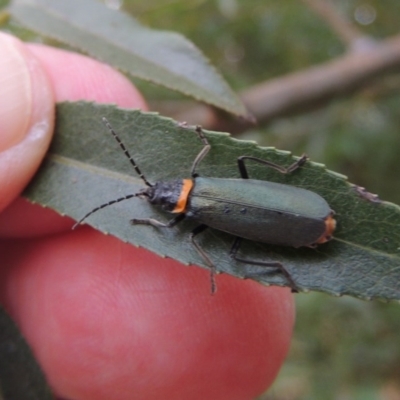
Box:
[0,33,54,213]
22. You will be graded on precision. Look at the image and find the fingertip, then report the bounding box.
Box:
[1,230,294,400]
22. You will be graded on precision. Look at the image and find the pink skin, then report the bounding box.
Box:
[0,40,295,400]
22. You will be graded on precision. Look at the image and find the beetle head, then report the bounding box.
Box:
[142,179,183,212]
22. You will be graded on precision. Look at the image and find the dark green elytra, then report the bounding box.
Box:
[187,177,334,248]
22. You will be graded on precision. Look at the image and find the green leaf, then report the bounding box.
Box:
[8,0,247,117]
[0,306,53,400]
[24,101,400,301]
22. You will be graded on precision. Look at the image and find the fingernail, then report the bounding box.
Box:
[0,33,32,150]
[0,33,54,212]
[0,33,53,151]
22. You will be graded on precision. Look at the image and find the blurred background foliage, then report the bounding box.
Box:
[2,0,400,398]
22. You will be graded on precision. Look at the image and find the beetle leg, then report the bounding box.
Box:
[131,213,186,228]
[190,126,211,178]
[189,224,217,294]
[237,154,308,179]
[229,237,299,293]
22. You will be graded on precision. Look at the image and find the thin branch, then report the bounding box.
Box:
[153,34,400,133]
[240,35,400,124]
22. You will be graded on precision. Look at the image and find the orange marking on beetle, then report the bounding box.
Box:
[315,214,336,244]
[173,179,194,213]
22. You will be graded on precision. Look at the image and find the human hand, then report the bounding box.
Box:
[0,32,294,400]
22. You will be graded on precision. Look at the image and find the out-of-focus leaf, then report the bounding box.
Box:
[0,307,52,400]
[24,101,400,301]
[9,0,248,117]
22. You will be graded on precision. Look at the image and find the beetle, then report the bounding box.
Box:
[74,118,336,293]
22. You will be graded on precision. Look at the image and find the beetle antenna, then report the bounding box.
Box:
[72,193,144,229]
[102,117,153,187]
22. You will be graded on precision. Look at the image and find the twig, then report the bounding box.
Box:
[154,34,400,132]
[241,34,400,125]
